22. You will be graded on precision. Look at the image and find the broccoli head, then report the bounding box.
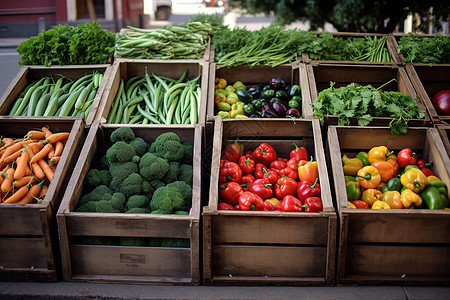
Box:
[99,154,110,170]
[141,180,153,194]
[182,142,193,164]
[125,195,150,211]
[119,237,148,246]
[150,186,184,214]
[166,181,192,211]
[96,200,120,213]
[163,161,179,184]
[109,161,139,181]
[110,192,126,212]
[119,172,143,197]
[76,201,97,212]
[149,179,166,190]
[78,185,112,206]
[106,141,136,163]
[125,207,151,214]
[129,137,149,157]
[139,152,169,181]
[110,127,135,143]
[173,210,189,215]
[84,169,111,191]
[149,132,185,162]
[178,164,193,186]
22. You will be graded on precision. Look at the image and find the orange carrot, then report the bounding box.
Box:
[38,184,48,199]
[13,147,29,180]
[46,132,70,144]
[1,168,15,193]
[47,144,54,159]
[31,162,45,180]
[1,141,24,161]
[30,143,52,164]
[48,156,61,166]
[28,141,44,155]
[3,182,31,203]
[13,175,37,188]
[37,159,53,182]
[2,137,14,147]
[3,148,23,164]
[26,130,46,141]
[42,126,53,139]
[53,141,64,157]
[18,181,45,204]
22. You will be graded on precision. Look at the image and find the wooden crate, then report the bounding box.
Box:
[0,118,86,281]
[327,126,450,285]
[301,32,400,65]
[307,63,431,127]
[406,64,450,124]
[0,65,113,126]
[203,117,337,286]
[96,59,209,126]
[57,121,202,284]
[207,62,313,120]
[436,124,450,155]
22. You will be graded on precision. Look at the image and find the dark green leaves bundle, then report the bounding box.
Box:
[397,34,450,64]
[17,22,115,66]
[311,81,425,135]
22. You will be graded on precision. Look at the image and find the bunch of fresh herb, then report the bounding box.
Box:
[397,33,450,64]
[311,80,425,135]
[17,22,115,66]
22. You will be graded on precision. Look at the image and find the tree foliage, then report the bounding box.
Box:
[231,0,450,33]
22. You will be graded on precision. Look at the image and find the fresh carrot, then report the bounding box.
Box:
[18,181,45,204]
[3,148,24,164]
[14,146,29,180]
[47,144,55,159]
[48,156,61,166]
[38,184,48,199]
[1,137,14,147]
[3,181,31,203]
[46,132,70,144]
[30,143,53,164]
[1,141,24,161]
[28,141,44,155]
[37,159,53,182]
[26,130,46,141]
[41,126,53,139]
[53,141,64,157]
[13,175,37,188]
[1,168,15,193]
[31,162,45,180]
[24,144,35,160]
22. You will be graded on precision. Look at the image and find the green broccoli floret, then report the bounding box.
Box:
[149,180,166,190]
[106,141,136,163]
[109,161,139,182]
[182,142,193,164]
[149,132,184,162]
[163,161,179,184]
[125,207,151,214]
[84,169,111,191]
[160,238,190,248]
[141,180,153,194]
[96,200,120,213]
[119,237,148,246]
[125,195,150,211]
[178,164,193,186]
[76,201,97,212]
[78,185,112,206]
[99,154,110,170]
[129,137,149,157]
[166,181,192,211]
[110,127,135,143]
[174,210,189,215]
[119,173,143,197]
[110,192,126,212]
[150,186,184,214]
[139,152,169,181]
[77,236,118,245]
[148,238,162,247]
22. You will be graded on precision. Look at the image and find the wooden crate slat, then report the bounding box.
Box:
[0,238,48,268]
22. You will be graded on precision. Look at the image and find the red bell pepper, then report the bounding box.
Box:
[297,178,321,201]
[239,173,255,190]
[248,179,273,199]
[279,167,298,180]
[253,163,266,179]
[290,143,309,161]
[274,177,298,199]
[262,167,278,184]
[302,197,323,212]
[417,159,432,169]
[244,151,254,159]
[252,142,277,166]
[218,202,234,210]
[239,191,264,211]
[298,156,319,183]
[221,139,244,162]
[269,159,287,174]
[420,167,435,177]
[264,200,274,211]
[350,200,369,209]
[238,155,255,174]
[219,161,242,183]
[219,181,243,206]
[281,195,303,212]
[286,158,307,171]
[397,148,418,168]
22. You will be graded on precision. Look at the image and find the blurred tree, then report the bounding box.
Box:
[230,0,450,33]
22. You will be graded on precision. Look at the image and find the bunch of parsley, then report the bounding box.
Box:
[17,22,115,66]
[397,34,450,64]
[311,80,425,135]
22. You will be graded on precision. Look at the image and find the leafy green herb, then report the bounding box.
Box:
[397,33,450,64]
[17,22,115,66]
[311,80,425,135]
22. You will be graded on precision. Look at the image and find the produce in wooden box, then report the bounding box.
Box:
[0,127,69,204]
[343,146,449,209]
[432,90,450,115]
[218,140,323,212]
[215,76,302,119]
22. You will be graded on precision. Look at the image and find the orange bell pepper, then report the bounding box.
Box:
[380,191,403,209]
[298,156,319,183]
[368,146,394,164]
[371,161,395,182]
[357,166,381,189]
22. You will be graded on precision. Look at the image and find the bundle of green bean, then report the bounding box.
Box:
[116,22,213,60]
[106,69,201,125]
[8,72,103,118]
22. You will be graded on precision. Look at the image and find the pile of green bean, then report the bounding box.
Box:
[116,22,213,60]
[106,69,201,125]
[8,72,103,118]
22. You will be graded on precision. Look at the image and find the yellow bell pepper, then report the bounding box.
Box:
[361,188,382,207]
[226,92,239,105]
[357,166,381,189]
[372,200,391,209]
[348,201,357,209]
[380,191,403,209]
[215,78,227,90]
[427,175,441,184]
[368,146,394,164]
[230,102,245,118]
[400,168,427,193]
[342,155,364,176]
[401,189,422,208]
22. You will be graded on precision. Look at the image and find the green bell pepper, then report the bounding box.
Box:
[403,165,420,173]
[355,151,370,166]
[230,102,244,118]
[345,176,361,201]
[217,111,230,118]
[420,186,449,209]
[426,180,447,196]
[386,177,402,192]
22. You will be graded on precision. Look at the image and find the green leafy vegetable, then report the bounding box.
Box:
[397,33,450,64]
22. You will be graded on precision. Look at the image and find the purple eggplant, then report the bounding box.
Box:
[269,77,286,90]
[261,109,278,118]
[285,108,301,118]
[271,101,287,116]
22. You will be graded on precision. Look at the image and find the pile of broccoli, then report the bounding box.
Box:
[76,127,194,215]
